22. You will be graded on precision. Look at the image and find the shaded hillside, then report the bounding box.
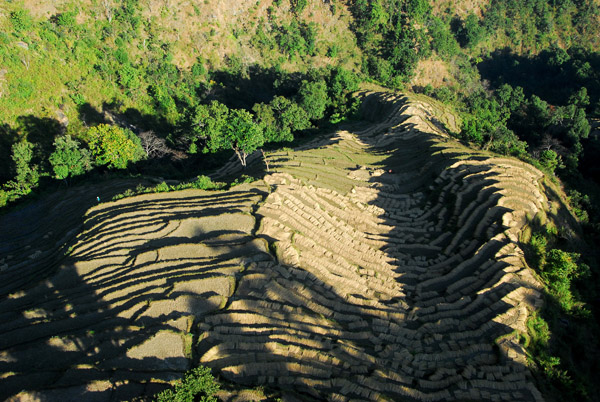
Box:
[0,93,578,401]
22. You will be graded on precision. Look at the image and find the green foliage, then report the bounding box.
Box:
[191,175,216,190]
[49,135,93,180]
[522,223,597,400]
[422,84,434,97]
[4,140,40,197]
[429,17,459,59]
[269,96,310,140]
[192,102,264,167]
[350,0,432,83]
[433,86,458,104]
[12,79,35,100]
[154,366,219,402]
[456,13,487,48]
[496,84,526,113]
[298,79,329,120]
[220,108,265,166]
[188,101,230,154]
[86,124,144,169]
[291,0,308,15]
[10,9,33,32]
[276,20,318,58]
[566,190,590,223]
[55,10,78,30]
[543,249,584,310]
[528,232,548,268]
[0,189,8,208]
[118,64,141,89]
[252,102,281,142]
[328,67,360,112]
[366,55,395,86]
[276,96,311,131]
[489,126,528,157]
[461,90,509,146]
[539,149,560,173]
[526,228,590,313]
[112,176,223,201]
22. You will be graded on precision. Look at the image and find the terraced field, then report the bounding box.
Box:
[0,93,551,401]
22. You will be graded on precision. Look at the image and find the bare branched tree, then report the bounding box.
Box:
[102,0,113,22]
[139,131,170,158]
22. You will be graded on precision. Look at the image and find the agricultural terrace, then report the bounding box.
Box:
[0,93,554,401]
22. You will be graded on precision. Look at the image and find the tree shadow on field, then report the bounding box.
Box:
[0,178,154,297]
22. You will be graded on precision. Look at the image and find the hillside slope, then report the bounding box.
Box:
[0,93,562,401]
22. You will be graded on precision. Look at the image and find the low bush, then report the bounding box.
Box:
[154,366,219,402]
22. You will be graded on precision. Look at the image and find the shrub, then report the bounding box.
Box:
[153,182,170,193]
[429,16,459,58]
[10,9,33,32]
[154,366,219,402]
[456,13,486,48]
[192,175,215,190]
[422,84,434,96]
[433,86,457,104]
[0,190,9,208]
[539,149,560,173]
[291,0,308,14]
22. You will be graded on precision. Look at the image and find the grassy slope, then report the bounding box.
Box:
[0,0,361,131]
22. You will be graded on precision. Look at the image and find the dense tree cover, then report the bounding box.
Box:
[350,0,431,87]
[455,83,590,175]
[188,102,265,167]
[0,0,365,207]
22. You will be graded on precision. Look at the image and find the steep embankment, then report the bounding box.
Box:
[0,93,555,401]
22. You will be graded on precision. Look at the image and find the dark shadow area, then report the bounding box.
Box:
[477,47,600,108]
[77,102,108,126]
[207,65,308,110]
[0,177,153,297]
[0,123,19,184]
[15,115,64,165]
[0,187,268,401]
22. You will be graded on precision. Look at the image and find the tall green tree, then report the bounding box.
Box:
[86,124,144,169]
[187,101,230,154]
[49,135,93,181]
[298,79,329,121]
[4,140,40,196]
[271,96,311,138]
[203,108,264,167]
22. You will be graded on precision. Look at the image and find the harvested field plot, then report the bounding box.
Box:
[1,94,550,401]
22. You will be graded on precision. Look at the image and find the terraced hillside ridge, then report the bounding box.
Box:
[0,184,270,401]
[0,93,551,401]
